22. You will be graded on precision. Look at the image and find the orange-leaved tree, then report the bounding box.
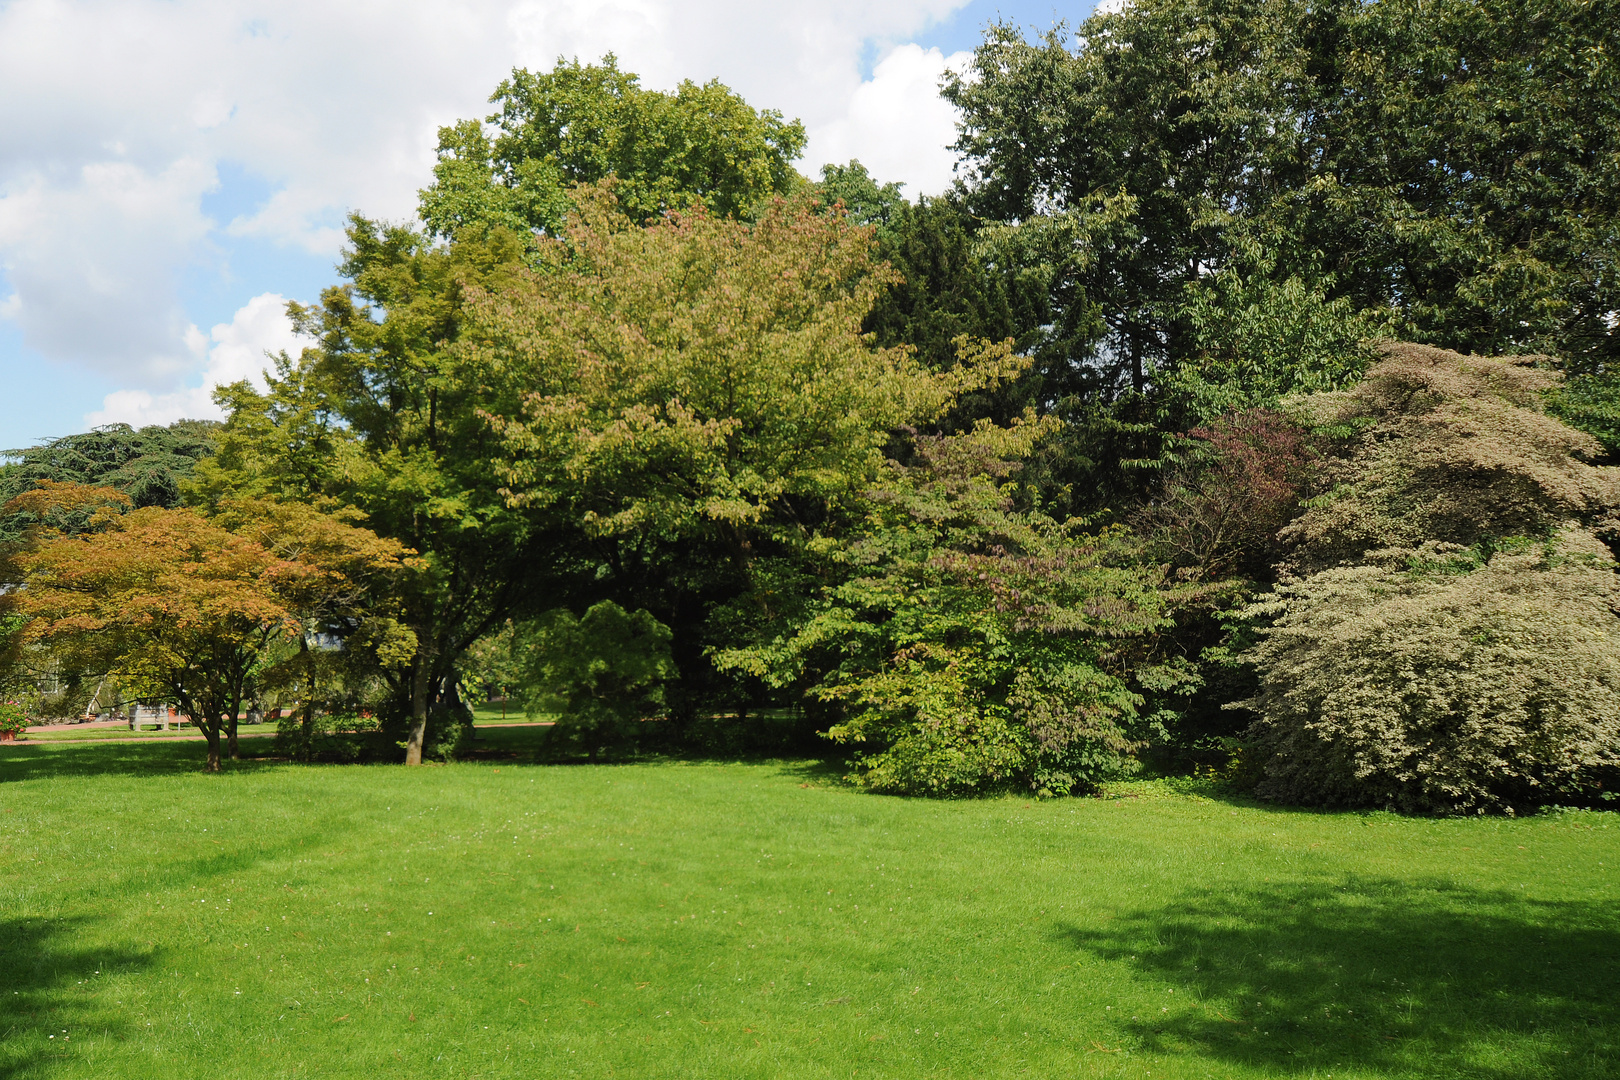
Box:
[13,483,411,770]
[214,496,421,756]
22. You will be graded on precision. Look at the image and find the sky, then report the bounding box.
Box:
[0,0,1099,451]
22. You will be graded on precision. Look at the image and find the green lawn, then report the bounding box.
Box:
[2,735,1617,1079]
[469,700,550,725]
[15,726,245,744]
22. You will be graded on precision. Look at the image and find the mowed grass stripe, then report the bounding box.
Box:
[1,737,1617,1079]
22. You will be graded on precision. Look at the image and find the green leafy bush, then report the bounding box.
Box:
[516,602,675,761]
[274,712,383,764]
[717,420,1178,796]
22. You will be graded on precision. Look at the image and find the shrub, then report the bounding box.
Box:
[0,700,28,738]
[274,711,383,764]
[516,601,675,761]
[1139,408,1316,580]
[1242,538,1620,813]
[1240,344,1620,811]
[716,421,1179,797]
[1278,344,1614,573]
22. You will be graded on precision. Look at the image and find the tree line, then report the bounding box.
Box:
[3,0,1619,810]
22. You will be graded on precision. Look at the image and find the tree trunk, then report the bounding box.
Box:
[299,632,316,757]
[404,636,432,766]
[204,721,222,773]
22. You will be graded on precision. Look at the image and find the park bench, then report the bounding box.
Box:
[128,704,187,731]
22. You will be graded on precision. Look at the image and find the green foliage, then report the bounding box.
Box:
[515,601,675,761]
[951,0,1620,372]
[813,161,907,238]
[271,711,382,764]
[0,699,26,736]
[1547,371,1620,459]
[418,55,806,239]
[458,621,524,704]
[468,185,1025,720]
[945,0,1620,503]
[475,186,1017,539]
[418,118,573,241]
[0,421,216,542]
[718,420,1176,796]
[1169,250,1388,423]
[422,701,476,763]
[811,160,1055,429]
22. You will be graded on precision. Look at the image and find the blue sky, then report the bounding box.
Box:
[0,0,1094,452]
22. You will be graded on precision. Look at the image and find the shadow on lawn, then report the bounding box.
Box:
[0,739,281,782]
[0,917,152,1080]
[1058,877,1620,1078]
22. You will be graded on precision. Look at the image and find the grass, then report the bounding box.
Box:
[2,734,1618,1079]
[468,700,550,726]
[18,726,224,744]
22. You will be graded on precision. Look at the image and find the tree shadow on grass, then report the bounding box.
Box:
[1057,877,1620,1078]
[0,739,282,783]
[0,917,152,1080]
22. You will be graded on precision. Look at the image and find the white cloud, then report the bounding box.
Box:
[84,292,298,428]
[0,0,975,417]
[0,158,215,385]
[804,44,972,197]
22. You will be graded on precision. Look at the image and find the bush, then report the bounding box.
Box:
[1138,408,1316,581]
[273,711,383,763]
[1278,344,1612,574]
[516,601,675,762]
[716,421,1178,797]
[0,700,28,738]
[1242,538,1620,813]
[424,702,475,763]
[1238,345,1620,811]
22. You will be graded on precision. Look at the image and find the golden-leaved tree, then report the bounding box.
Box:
[464,185,1025,723]
[472,184,1022,538]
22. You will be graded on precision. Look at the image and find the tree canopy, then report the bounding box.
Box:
[418,55,806,239]
[0,421,216,542]
[9,33,1620,810]
[945,0,1620,444]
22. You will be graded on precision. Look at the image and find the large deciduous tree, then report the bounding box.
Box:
[418,55,806,239]
[945,0,1620,482]
[466,186,1024,719]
